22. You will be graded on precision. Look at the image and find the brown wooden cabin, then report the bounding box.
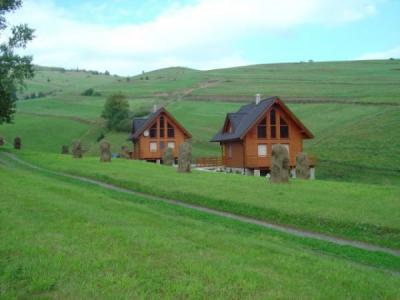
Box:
[129,107,191,162]
[210,96,313,173]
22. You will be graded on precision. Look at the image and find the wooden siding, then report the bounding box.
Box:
[222,142,245,168]
[221,104,304,169]
[132,112,188,160]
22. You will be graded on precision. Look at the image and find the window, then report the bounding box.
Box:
[160,141,165,150]
[167,122,175,138]
[257,117,267,139]
[270,109,276,138]
[167,142,175,149]
[149,123,157,138]
[258,144,267,157]
[159,116,165,137]
[149,142,157,152]
[280,117,289,138]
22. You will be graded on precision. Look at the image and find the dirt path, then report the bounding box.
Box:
[2,152,400,258]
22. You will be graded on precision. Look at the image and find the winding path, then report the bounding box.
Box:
[2,152,400,258]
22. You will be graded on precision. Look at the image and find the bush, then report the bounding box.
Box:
[38,91,45,98]
[114,118,132,132]
[93,91,102,97]
[96,132,105,142]
[101,94,130,130]
[81,88,94,96]
[30,92,36,99]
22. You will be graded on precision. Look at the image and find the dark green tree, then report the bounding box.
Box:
[101,94,130,130]
[0,0,34,124]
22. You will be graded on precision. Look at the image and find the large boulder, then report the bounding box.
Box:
[0,137,4,146]
[72,141,83,158]
[61,145,69,154]
[119,145,130,159]
[296,153,310,179]
[270,144,289,183]
[163,147,174,166]
[100,140,111,162]
[177,142,192,173]
[14,137,21,150]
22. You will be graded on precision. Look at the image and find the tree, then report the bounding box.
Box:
[0,0,34,124]
[101,94,130,130]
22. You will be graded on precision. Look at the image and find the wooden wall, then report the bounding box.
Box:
[221,104,304,169]
[244,105,303,168]
[132,112,187,160]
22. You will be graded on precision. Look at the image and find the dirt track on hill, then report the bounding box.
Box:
[1,151,400,258]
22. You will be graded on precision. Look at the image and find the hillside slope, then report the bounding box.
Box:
[1,60,399,184]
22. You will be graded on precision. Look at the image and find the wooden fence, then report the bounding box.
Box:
[195,156,223,167]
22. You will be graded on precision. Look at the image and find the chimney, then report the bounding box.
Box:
[153,104,157,112]
[255,93,261,104]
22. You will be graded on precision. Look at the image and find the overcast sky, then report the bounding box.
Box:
[4,0,400,75]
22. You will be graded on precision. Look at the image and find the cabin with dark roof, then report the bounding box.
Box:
[211,96,313,174]
[129,106,191,162]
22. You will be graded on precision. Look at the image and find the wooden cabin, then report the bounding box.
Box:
[129,107,191,162]
[210,96,313,174]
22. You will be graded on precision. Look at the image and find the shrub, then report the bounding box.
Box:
[81,88,94,96]
[101,94,130,130]
[38,91,45,98]
[93,91,102,97]
[96,132,105,142]
[30,92,36,99]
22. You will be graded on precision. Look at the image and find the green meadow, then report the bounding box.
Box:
[1,59,400,298]
[4,60,398,184]
[1,154,400,299]
[14,151,400,250]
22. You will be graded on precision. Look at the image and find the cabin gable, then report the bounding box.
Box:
[131,108,191,160]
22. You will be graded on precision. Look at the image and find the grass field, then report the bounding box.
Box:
[12,150,400,250]
[1,153,400,299]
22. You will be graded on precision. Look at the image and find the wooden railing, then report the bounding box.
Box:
[195,156,223,167]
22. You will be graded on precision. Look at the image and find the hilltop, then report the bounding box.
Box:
[1,59,399,184]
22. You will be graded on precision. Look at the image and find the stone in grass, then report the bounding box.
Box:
[119,145,130,159]
[177,142,192,173]
[14,137,21,150]
[72,141,83,159]
[296,152,310,180]
[0,137,4,146]
[61,145,69,154]
[99,140,111,162]
[163,147,174,166]
[270,144,289,183]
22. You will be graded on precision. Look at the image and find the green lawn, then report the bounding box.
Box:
[13,150,400,249]
[1,156,399,299]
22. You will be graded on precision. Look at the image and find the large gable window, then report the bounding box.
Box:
[280,117,289,138]
[149,123,157,138]
[257,118,267,139]
[167,122,175,138]
[270,109,276,139]
[159,116,165,137]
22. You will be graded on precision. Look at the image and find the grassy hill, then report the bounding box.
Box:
[1,151,400,298]
[1,60,399,184]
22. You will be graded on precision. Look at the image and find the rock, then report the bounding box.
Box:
[296,153,310,179]
[120,145,130,159]
[177,142,192,172]
[72,141,83,158]
[0,137,4,146]
[14,137,21,150]
[100,140,111,162]
[163,147,174,166]
[61,145,69,154]
[270,144,289,183]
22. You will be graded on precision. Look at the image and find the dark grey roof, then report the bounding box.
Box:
[129,109,160,140]
[210,96,277,142]
[129,107,192,141]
